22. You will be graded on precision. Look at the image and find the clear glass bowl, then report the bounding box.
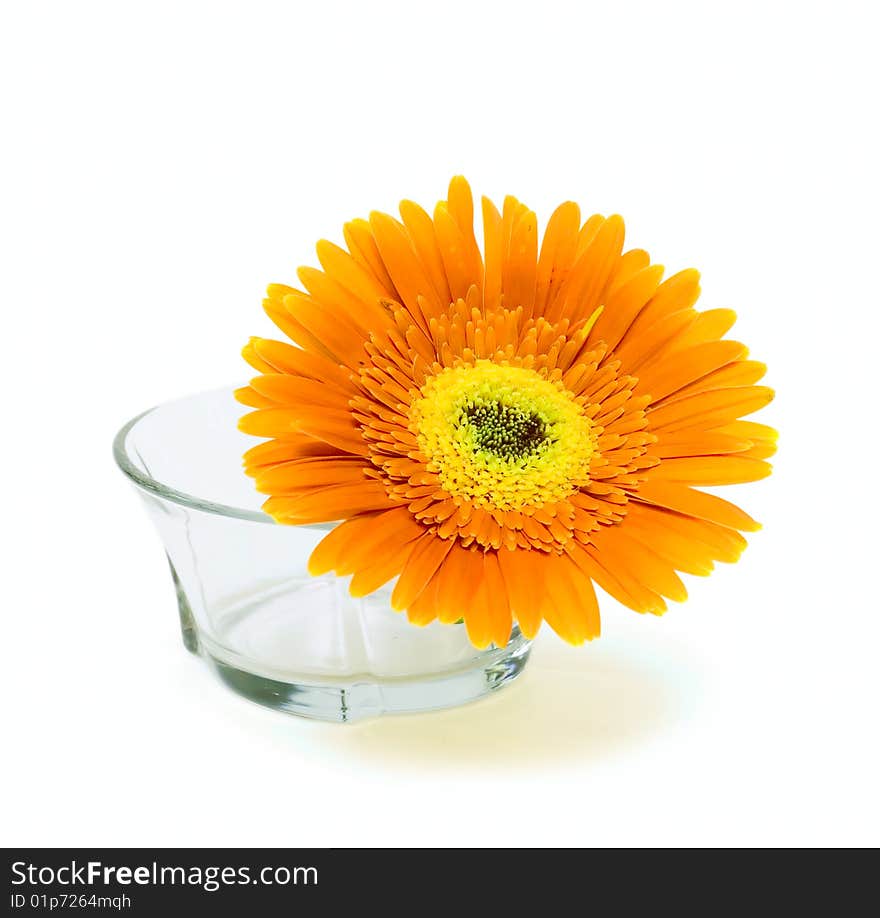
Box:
[113,388,531,722]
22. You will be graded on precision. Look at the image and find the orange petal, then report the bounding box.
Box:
[434,202,482,303]
[461,549,495,648]
[315,239,396,323]
[624,502,746,565]
[616,307,697,371]
[447,176,482,275]
[243,436,342,471]
[254,457,370,495]
[308,513,382,576]
[587,264,664,353]
[238,406,368,456]
[541,553,601,644]
[535,201,581,315]
[482,551,513,647]
[263,291,337,361]
[622,504,715,576]
[249,374,349,409]
[399,200,452,307]
[714,420,778,442]
[481,196,504,311]
[334,507,425,576]
[638,340,749,403]
[497,547,543,638]
[668,307,738,351]
[590,527,687,603]
[369,210,443,327]
[503,205,538,315]
[248,336,352,388]
[349,537,419,597]
[620,268,701,341]
[342,218,400,298]
[646,455,772,485]
[406,568,442,626]
[651,430,754,459]
[648,386,774,432]
[635,480,761,532]
[282,291,367,366]
[665,360,767,401]
[559,214,625,323]
[434,542,475,625]
[264,480,395,523]
[566,542,667,615]
[234,385,274,409]
[607,248,652,293]
[241,339,276,374]
[390,533,456,611]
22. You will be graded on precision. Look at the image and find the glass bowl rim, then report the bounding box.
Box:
[112,388,331,529]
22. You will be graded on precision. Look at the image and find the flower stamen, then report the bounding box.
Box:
[462,401,549,462]
[411,360,596,511]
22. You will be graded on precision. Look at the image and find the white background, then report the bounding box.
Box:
[2,0,878,847]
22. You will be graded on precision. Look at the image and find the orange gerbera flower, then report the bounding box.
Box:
[236,177,775,648]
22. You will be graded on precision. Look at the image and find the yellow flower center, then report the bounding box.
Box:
[411,361,595,511]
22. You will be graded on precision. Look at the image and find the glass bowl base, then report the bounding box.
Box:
[182,573,531,723]
[205,645,531,723]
